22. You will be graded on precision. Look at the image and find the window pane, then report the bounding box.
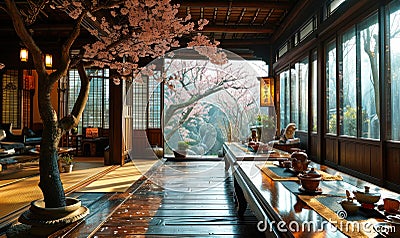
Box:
[359,14,380,139]
[148,72,161,129]
[311,51,318,132]
[299,58,309,131]
[341,27,357,136]
[279,70,289,130]
[132,76,148,130]
[2,70,20,128]
[329,0,346,14]
[68,69,109,133]
[291,65,299,127]
[390,2,400,140]
[326,41,337,134]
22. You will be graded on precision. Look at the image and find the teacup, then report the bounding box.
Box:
[282,160,292,168]
[384,198,400,213]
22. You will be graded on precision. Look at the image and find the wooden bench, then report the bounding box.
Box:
[223,142,400,238]
[0,158,18,170]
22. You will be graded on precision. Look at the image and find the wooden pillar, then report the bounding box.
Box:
[108,75,124,165]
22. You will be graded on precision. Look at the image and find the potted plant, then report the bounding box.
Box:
[60,153,74,173]
[255,114,276,142]
[173,141,189,159]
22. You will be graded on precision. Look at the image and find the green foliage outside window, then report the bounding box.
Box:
[343,106,357,136]
[328,113,337,134]
[329,106,370,137]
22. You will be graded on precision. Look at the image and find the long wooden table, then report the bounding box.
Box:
[223,142,400,238]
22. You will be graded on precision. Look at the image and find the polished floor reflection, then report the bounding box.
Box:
[93,161,264,237]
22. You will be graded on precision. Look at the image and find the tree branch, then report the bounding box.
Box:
[59,62,90,131]
[91,0,125,12]
[5,0,46,77]
[49,12,86,86]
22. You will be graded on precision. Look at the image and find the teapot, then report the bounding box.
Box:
[290,151,310,172]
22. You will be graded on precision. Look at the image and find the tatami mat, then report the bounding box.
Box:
[78,158,159,193]
[0,158,110,219]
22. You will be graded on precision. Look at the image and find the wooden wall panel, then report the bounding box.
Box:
[310,134,320,161]
[146,128,162,147]
[370,146,381,179]
[296,131,308,151]
[386,145,400,185]
[339,142,346,167]
[338,140,380,178]
[325,138,338,164]
[361,144,370,175]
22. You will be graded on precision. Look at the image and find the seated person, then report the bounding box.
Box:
[248,129,259,142]
[279,123,300,144]
[0,129,5,141]
[22,127,42,145]
[0,123,24,143]
[0,124,24,151]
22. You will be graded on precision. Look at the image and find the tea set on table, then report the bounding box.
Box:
[339,186,400,237]
[280,151,400,218]
[338,186,400,216]
[277,150,324,194]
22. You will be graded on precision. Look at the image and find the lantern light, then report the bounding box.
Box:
[260,77,274,107]
[45,54,52,68]
[20,48,28,62]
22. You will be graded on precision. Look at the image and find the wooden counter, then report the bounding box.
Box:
[223,142,400,238]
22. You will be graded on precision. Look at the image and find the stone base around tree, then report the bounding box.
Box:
[11,197,89,237]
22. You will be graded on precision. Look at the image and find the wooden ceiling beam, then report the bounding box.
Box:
[173,1,292,9]
[199,25,274,34]
[218,38,271,46]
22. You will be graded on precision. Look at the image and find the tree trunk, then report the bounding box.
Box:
[37,74,66,208]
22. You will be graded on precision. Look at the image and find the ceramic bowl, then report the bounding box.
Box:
[298,173,321,191]
[340,200,359,215]
[353,186,381,204]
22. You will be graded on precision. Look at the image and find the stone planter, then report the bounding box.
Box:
[17,197,89,237]
[57,159,63,172]
[63,164,73,173]
[173,150,187,159]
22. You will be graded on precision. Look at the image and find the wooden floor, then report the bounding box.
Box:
[67,161,264,237]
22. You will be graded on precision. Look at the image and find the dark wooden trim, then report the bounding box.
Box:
[379,5,388,188]
[273,37,317,73]
[173,0,293,9]
[109,74,124,165]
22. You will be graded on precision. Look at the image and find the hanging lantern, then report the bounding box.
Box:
[45,54,53,68]
[20,48,28,62]
[260,77,274,107]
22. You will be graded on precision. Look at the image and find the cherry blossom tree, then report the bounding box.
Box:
[144,47,260,155]
[3,0,210,208]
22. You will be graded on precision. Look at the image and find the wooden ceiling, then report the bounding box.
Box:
[173,0,297,44]
[0,1,300,60]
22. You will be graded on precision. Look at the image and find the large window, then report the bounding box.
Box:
[359,14,379,139]
[326,41,337,134]
[68,69,109,132]
[1,70,20,128]
[290,66,299,127]
[389,1,400,140]
[298,58,309,131]
[132,74,162,130]
[340,27,357,137]
[280,70,290,130]
[311,50,318,132]
[148,76,162,129]
[132,76,148,130]
[279,58,308,132]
